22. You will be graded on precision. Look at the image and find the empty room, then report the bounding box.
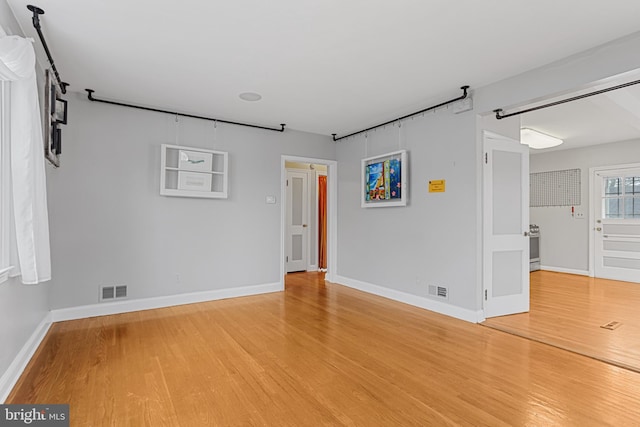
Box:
[1,1,640,425]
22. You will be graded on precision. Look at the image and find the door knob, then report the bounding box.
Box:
[302,224,308,228]
[596,227,602,231]
[524,231,529,237]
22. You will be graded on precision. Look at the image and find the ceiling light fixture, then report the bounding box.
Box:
[520,128,563,149]
[239,92,262,102]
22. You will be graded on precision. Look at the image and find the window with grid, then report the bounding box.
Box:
[603,175,640,219]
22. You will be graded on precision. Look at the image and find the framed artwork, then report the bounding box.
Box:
[361,149,407,208]
[43,69,63,167]
[53,97,68,125]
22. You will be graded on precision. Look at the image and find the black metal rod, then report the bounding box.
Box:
[494,79,640,120]
[85,89,286,133]
[27,5,68,94]
[332,86,469,141]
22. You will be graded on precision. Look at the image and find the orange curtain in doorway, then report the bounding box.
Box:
[318,175,327,269]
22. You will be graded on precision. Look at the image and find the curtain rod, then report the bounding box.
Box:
[27,5,68,94]
[85,89,286,133]
[494,78,640,120]
[332,85,470,142]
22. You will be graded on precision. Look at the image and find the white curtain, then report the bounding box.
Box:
[0,35,51,284]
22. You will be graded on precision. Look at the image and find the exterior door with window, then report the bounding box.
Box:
[594,167,640,282]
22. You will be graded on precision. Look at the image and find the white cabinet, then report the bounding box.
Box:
[160,144,228,199]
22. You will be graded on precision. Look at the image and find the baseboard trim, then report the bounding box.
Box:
[334,275,483,323]
[51,282,283,323]
[0,313,52,403]
[540,266,590,276]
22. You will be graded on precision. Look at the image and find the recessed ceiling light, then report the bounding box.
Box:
[520,128,563,149]
[239,92,262,102]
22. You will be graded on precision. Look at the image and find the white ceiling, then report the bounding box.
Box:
[521,70,640,152]
[6,0,640,140]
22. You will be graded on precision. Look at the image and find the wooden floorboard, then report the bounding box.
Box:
[483,270,640,373]
[8,271,640,426]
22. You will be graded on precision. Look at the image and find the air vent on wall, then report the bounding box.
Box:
[428,285,448,300]
[100,285,128,302]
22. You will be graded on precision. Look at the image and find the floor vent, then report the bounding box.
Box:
[600,321,622,330]
[101,285,128,301]
[428,285,448,300]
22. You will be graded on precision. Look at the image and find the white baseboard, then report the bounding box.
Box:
[540,266,590,276]
[334,275,484,323]
[51,282,283,322]
[0,313,52,403]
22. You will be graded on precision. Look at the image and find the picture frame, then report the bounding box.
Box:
[43,69,63,166]
[53,97,68,125]
[361,149,408,208]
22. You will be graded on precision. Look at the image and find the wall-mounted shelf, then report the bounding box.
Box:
[160,144,228,199]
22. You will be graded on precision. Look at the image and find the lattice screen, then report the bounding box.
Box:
[530,168,581,207]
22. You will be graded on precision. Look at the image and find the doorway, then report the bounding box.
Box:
[591,164,640,282]
[281,156,337,284]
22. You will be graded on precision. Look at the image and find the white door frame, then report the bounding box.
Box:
[281,155,338,286]
[588,162,640,278]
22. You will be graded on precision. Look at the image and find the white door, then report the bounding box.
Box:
[593,167,640,282]
[483,131,530,318]
[286,171,308,273]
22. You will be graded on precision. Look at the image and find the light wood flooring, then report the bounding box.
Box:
[8,272,640,426]
[483,270,640,373]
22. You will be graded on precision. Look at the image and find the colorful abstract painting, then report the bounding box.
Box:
[389,158,401,199]
[365,158,402,201]
[365,161,384,201]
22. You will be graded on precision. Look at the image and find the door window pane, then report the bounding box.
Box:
[625,177,640,195]
[605,177,621,195]
[604,197,622,218]
[625,196,640,218]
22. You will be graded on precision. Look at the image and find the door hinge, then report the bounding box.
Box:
[484,289,487,300]
[286,179,288,186]
[485,153,488,164]
[286,256,288,263]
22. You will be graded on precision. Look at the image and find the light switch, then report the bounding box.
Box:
[266,195,276,204]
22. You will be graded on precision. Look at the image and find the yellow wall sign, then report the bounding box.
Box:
[429,179,446,193]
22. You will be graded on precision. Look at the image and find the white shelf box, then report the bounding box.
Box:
[160,144,228,199]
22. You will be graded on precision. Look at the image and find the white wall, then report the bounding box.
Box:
[530,139,640,272]
[336,109,478,312]
[0,0,51,399]
[46,93,335,309]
